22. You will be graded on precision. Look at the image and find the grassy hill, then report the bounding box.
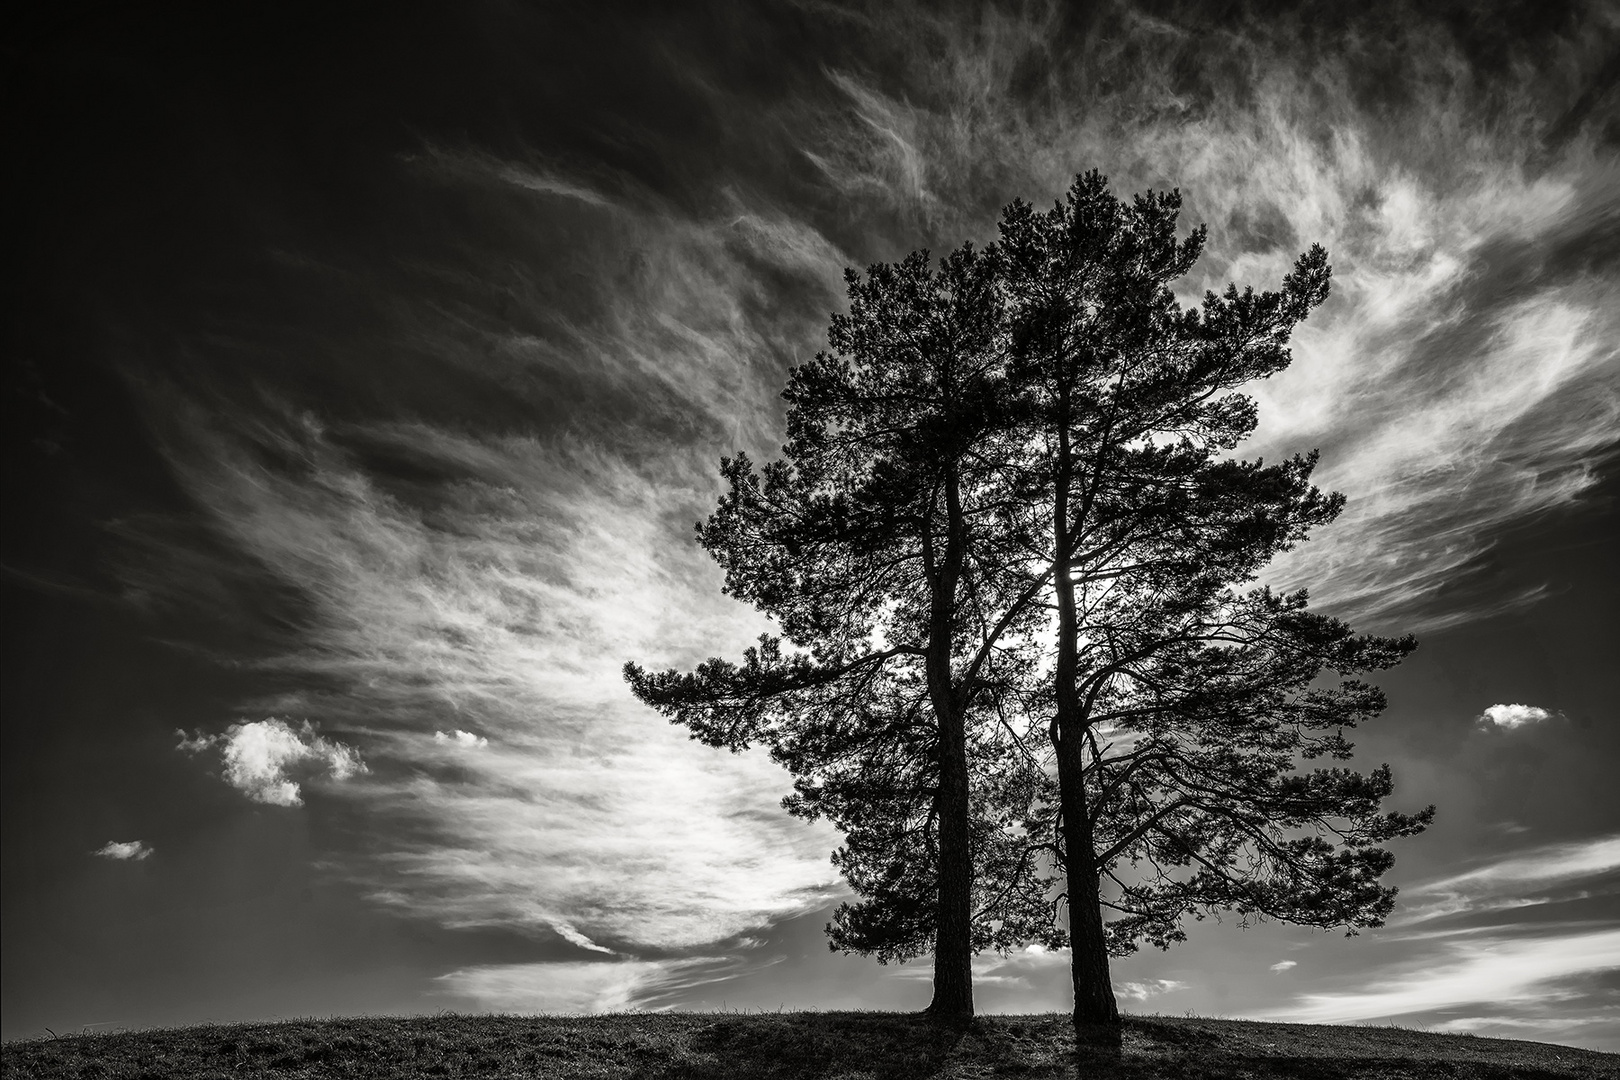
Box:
[4,1012,1616,1079]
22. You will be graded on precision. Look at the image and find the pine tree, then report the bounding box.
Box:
[625,244,1056,1021]
[994,173,1434,1044]
[628,174,1434,1044]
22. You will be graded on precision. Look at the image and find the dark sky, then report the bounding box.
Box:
[5,0,1619,1052]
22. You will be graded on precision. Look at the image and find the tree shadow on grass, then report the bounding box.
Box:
[656,1015,1605,1080]
[657,1011,968,1080]
[1101,1019,1590,1080]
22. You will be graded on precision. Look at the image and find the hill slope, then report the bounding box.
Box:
[3,1012,1616,1079]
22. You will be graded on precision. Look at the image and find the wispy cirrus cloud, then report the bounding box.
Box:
[1266,836,1620,1045]
[1265,926,1620,1025]
[436,957,751,1014]
[122,0,1617,1000]
[1394,834,1620,926]
[409,144,618,209]
[143,401,842,952]
[127,121,867,953]
[1432,1012,1620,1043]
[781,0,1620,631]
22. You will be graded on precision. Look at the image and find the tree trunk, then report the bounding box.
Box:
[925,466,974,1022]
[928,703,974,1022]
[1058,729,1120,1045]
[1050,379,1120,1046]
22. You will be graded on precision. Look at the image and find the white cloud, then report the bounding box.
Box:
[1262,283,1619,631]
[1433,1015,1611,1034]
[434,729,488,749]
[1477,703,1555,730]
[145,407,840,951]
[359,735,837,949]
[1266,927,1620,1024]
[1114,979,1188,1002]
[1430,1013,1620,1049]
[492,165,611,208]
[177,718,366,807]
[1269,837,1620,1036]
[92,840,152,861]
[790,3,1620,634]
[1411,834,1620,897]
[122,0,1619,977]
[414,144,614,208]
[1270,960,1297,972]
[545,919,614,955]
[1396,834,1620,926]
[436,958,738,1014]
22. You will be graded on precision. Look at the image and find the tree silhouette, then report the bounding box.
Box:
[994,173,1434,1043]
[626,244,1056,1021]
[627,172,1433,1043]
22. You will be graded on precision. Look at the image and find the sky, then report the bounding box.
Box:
[5,0,1619,1054]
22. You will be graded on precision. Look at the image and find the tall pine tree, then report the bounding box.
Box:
[628,174,1433,1043]
[626,244,1055,1020]
[995,173,1433,1044]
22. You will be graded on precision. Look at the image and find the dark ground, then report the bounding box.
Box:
[3,1012,1617,1079]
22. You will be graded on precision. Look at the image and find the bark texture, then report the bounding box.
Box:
[928,709,974,1020]
[925,466,974,1021]
[1059,731,1120,1043]
[1051,380,1121,1042]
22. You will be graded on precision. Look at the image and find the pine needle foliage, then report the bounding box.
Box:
[627,172,1434,1039]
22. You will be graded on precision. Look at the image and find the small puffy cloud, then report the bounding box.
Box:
[1114,979,1188,1002]
[177,718,366,806]
[173,731,215,754]
[93,840,152,861]
[1270,960,1298,972]
[1477,703,1553,729]
[434,729,489,749]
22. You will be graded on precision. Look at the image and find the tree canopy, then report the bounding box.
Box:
[627,243,1055,1018]
[626,171,1433,1042]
